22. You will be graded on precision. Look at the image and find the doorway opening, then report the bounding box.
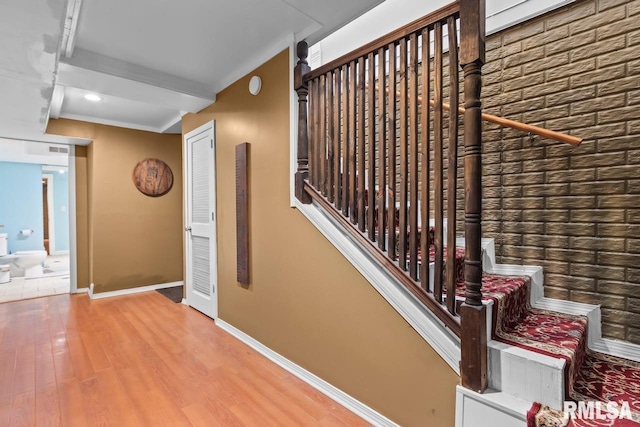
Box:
[0,141,74,303]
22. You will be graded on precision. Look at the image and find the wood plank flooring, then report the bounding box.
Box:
[0,292,369,426]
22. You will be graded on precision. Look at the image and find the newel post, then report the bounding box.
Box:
[295,41,312,204]
[459,0,488,393]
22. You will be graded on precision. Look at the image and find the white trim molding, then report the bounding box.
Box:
[50,250,70,256]
[88,281,183,300]
[42,173,56,253]
[295,199,461,374]
[216,319,398,427]
[68,144,78,294]
[289,36,297,207]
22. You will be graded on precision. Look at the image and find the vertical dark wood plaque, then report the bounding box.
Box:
[236,143,250,284]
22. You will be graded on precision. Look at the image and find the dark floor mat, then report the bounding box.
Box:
[156,286,183,303]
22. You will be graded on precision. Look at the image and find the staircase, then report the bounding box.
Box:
[456,239,640,426]
[300,194,640,425]
[291,0,640,425]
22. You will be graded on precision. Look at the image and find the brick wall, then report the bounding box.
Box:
[482,0,640,342]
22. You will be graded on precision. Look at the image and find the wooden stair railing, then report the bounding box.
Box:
[294,0,489,393]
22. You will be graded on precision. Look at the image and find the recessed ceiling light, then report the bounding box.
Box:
[84,93,102,102]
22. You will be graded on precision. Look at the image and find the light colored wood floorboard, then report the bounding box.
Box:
[34,343,56,392]
[0,292,370,426]
[34,385,61,427]
[9,390,35,427]
[57,379,88,427]
[93,368,143,427]
[0,349,17,406]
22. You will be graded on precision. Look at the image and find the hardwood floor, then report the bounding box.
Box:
[0,292,369,426]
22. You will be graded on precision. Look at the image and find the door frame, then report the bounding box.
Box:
[42,173,56,254]
[183,120,218,319]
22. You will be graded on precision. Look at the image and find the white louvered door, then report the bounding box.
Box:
[184,121,217,319]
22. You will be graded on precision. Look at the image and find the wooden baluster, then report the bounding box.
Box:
[420,27,431,292]
[433,22,444,303]
[315,78,322,190]
[295,41,311,204]
[319,75,327,196]
[377,47,387,252]
[342,63,350,217]
[409,33,419,281]
[368,52,377,242]
[358,57,366,232]
[387,42,397,261]
[335,68,343,211]
[327,71,335,203]
[459,0,487,394]
[309,79,316,188]
[398,37,409,272]
[446,17,459,316]
[349,60,357,224]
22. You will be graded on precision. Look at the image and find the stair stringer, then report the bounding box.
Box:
[295,200,462,374]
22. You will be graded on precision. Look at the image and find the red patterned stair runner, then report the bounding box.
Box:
[426,246,640,425]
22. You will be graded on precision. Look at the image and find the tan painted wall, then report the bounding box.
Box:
[47,119,183,293]
[182,49,459,427]
[74,145,90,288]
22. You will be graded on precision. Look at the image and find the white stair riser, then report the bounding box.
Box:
[488,341,565,409]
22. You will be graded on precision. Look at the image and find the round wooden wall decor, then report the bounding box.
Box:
[132,158,174,197]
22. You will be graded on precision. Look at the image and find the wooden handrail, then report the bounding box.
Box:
[451,103,583,147]
[303,2,459,82]
[368,83,584,146]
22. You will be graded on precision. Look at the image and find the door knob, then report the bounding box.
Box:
[185,226,192,232]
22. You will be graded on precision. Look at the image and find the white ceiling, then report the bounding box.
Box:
[0,0,384,145]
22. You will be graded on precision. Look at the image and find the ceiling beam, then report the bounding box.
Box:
[60,49,217,100]
[61,0,83,58]
[49,85,65,120]
[159,112,185,134]
[56,65,214,115]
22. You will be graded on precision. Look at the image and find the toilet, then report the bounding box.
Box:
[0,234,9,283]
[10,250,47,278]
[0,234,47,279]
[0,264,9,284]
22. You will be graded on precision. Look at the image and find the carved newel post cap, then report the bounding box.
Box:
[296,41,309,62]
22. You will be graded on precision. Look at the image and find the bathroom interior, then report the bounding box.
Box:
[0,139,71,303]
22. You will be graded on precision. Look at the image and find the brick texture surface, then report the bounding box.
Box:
[482,0,640,343]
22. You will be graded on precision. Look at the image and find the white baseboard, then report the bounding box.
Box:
[88,281,183,300]
[216,319,399,427]
[74,287,89,294]
[49,250,70,256]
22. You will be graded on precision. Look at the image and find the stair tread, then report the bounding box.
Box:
[503,309,587,357]
[574,352,640,412]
